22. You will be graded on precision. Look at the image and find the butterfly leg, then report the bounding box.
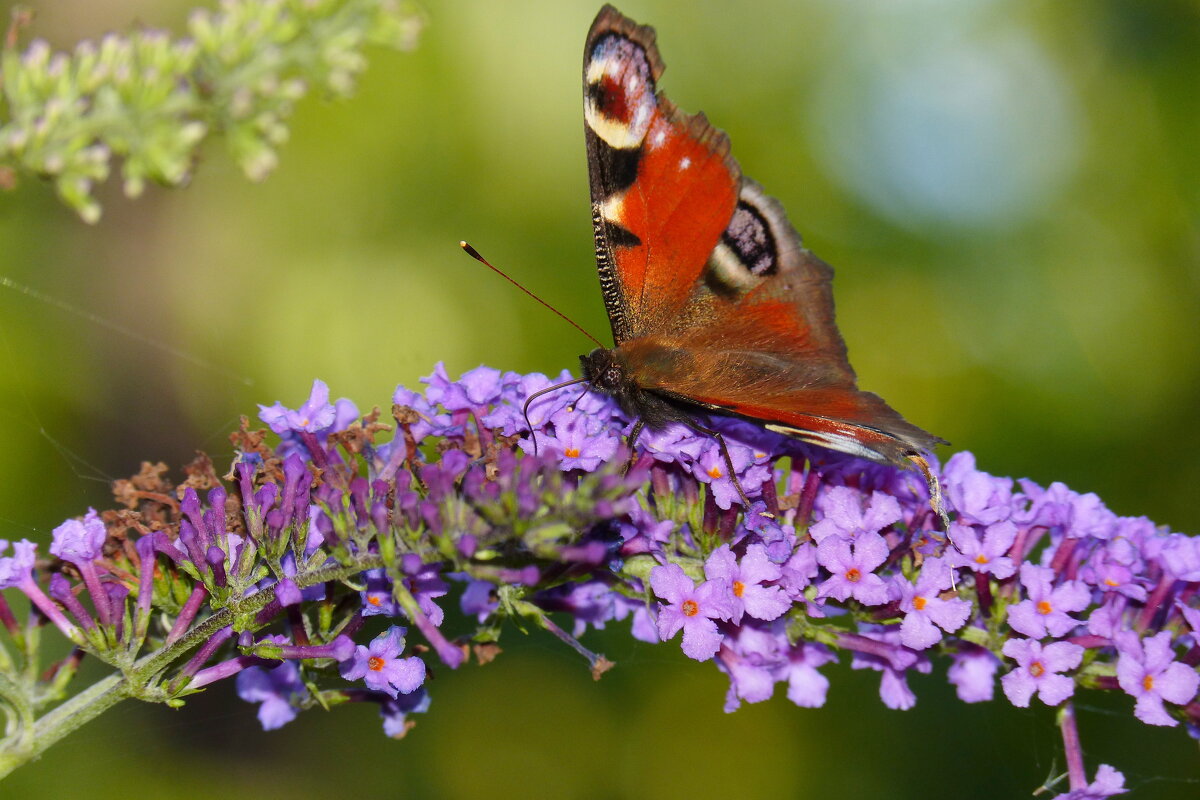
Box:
[622,419,645,475]
[907,451,953,538]
[688,422,754,509]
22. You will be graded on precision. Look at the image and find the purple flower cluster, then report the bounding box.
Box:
[2,364,1196,796]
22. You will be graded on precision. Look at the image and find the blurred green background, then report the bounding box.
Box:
[1,0,1197,796]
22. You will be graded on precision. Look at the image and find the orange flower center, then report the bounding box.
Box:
[845,568,862,583]
[732,581,745,598]
[974,553,989,565]
[707,466,723,479]
[367,595,382,607]
[564,447,581,458]
[913,596,927,611]
[1104,577,1120,587]
[368,656,385,672]
[1143,674,1155,691]
[681,600,699,617]
[1037,600,1053,615]
[1029,660,1045,678]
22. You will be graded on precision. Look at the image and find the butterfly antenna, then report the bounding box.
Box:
[566,383,592,411]
[460,242,605,349]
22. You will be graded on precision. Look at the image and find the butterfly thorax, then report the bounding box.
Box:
[580,346,694,430]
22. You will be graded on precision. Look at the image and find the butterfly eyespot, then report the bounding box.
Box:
[592,75,631,123]
[585,34,655,150]
[702,199,782,297]
[722,202,777,278]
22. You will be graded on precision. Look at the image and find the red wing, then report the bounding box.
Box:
[583,6,740,344]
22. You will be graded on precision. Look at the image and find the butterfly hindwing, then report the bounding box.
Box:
[584,5,740,345]
[652,180,851,362]
[618,177,945,464]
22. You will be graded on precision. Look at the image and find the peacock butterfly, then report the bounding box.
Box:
[572,5,948,522]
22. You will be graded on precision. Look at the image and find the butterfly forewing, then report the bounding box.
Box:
[583,5,740,345]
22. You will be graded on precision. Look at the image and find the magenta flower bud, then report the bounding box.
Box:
[0,539,78,639]
[179,489,205,544]
[274,634,357,663]
[49,573,95,631]
[0,539,37,589]
[206,546,228,586]
[49,508,107,564]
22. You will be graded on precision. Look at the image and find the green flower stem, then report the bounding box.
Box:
[512,596,614,679]
[0,551,385,778]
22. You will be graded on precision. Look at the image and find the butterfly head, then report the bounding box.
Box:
[582,346,656,422]
[579,347,625,395]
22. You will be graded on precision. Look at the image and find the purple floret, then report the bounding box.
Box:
[340,627,426,699]
[809,486,902,544]
[650,563,735,661]
[704,544,789,624]
[1001,638,1083,707]
[816,532,891,605]
[236,660,308,731]
[1114,630,1199,727]
[1007,563,1092,639]
[894,557,971,649]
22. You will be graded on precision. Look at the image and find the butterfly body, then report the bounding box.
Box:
[578,6,945,506]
